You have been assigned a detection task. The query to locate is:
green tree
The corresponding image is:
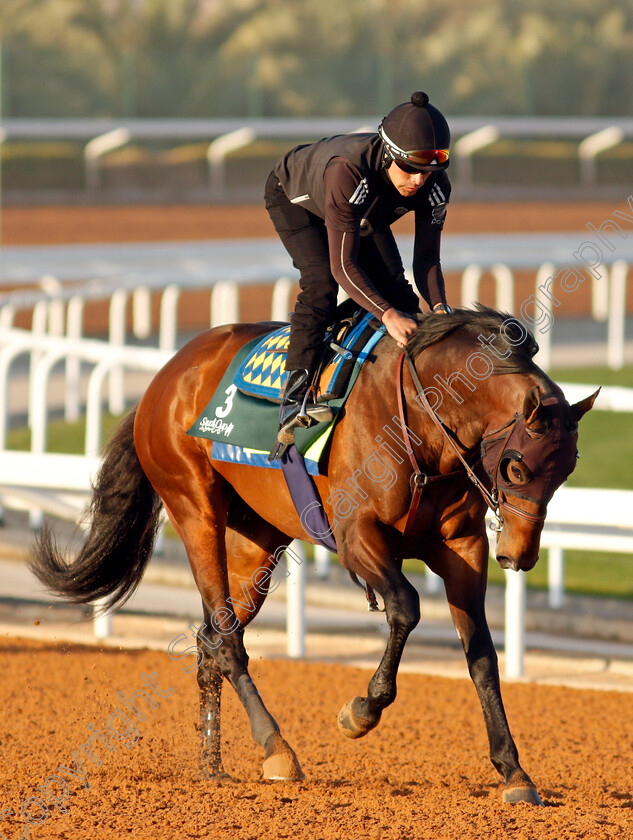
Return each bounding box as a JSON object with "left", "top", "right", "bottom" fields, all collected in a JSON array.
[
  {"left": 0, "top": 0, "right": 49, "bottom": 116},
  {"left": 4, "top": 0, "right": 633, "bottom": 118}
]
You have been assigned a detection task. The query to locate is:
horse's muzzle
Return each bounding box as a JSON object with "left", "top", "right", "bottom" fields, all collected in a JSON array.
[
  {"left": 496, "top": 555, "right": 515, "bottom": 571},
  {"left": 496, "top": 554, "right": 539, "bottom": 572}
]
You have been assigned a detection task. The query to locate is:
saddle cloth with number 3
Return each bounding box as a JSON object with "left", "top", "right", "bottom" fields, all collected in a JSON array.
[{"left": 188, "top": 316, "right": 386, "bottom": 472}]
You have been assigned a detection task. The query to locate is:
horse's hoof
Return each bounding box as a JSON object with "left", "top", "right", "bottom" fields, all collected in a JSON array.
[
  {"left": 502, "top": 785, "right": 544, "bottom": 805},
  {"left": 337, "top": 696, "right": 379, "bottom": 740},
  {"left": 262, "top": 733, "right": 305, "bottom": 781}
]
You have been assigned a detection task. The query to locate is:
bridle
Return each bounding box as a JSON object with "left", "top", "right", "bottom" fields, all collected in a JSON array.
[
  {"left": 396, "top": 350, "right": 550, "bottom": 539},
  {"left": 357, "top": 347, "right": 559, "bottom": 611}
]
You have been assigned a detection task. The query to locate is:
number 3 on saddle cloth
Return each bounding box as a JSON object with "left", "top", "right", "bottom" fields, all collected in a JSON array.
[{"left": 188, "top": 311, "right": 386, "bottom": 551}]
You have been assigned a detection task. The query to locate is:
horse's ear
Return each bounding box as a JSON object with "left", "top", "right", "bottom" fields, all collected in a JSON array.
[
  {"left": 522, "top": 385, "right": 543, "bottom": 428},
  {"left": 570, "top": 387, "right": 601, "bottom": 423}
]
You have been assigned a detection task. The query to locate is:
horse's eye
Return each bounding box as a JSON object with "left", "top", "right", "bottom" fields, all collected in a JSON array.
[
  {"left": 509, "top": 464, "right": 523, "bottom": 482},
  {"left": 500, "top": 457, "right": 532, "bottom": 485}
]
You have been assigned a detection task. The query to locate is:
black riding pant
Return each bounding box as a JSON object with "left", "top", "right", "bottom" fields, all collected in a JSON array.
[{"left": 264, "top": 171, "right": 419, "bottom": 373}]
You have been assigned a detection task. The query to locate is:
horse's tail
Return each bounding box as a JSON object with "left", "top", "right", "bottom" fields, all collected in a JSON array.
[{"left": 29, "top": 408, "right": 162, "bottom": 612}]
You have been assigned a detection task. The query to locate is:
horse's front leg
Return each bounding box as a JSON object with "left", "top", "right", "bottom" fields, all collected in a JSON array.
[
  {"left": 439, "top": 536, "right": 543, "bottom": 805},
  {"left": 337, "top": 523, "right": 420, "bottom": 739}
]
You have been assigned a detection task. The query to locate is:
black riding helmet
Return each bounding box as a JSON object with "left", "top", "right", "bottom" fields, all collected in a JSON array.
[{"left": 379, "top": 91, "right": 450, "bottom": 172}]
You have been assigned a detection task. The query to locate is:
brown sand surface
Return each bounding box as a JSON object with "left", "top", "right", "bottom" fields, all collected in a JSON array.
[
  {"left": 1, "top": 636, "right": 632, "bottom": 839},
  {"left": 1, "top": 201, "right": 624, "bottom": 244}
]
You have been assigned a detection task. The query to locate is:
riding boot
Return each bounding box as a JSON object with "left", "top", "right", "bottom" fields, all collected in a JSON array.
[{"left": 276, "top": 369, "right": 334, "bottom": 446}]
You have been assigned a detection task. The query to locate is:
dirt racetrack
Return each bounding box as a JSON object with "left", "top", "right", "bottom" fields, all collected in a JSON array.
[
  {"left": 1, "top": 637, "right": 633, "bottom": 840},
  {"left": 2, "top": 200, "right": 626, "bottom": 244}
]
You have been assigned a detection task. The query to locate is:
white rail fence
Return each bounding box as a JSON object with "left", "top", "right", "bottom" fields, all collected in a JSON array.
[
  {"left": 0, "top": 257, "right": 630, "bottom": 379},
  {"left": 0, "top": 327, "right": 170, "bottom": 456},
  {"left": 502, "top": 488, "right": 633, "bottom": 678},
  {"left": 4, "top": 116, "right": 633, "bottom": 195}
]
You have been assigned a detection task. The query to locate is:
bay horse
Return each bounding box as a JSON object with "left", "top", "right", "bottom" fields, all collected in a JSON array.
[{"left": 30, "top": 307, "right": 597, "bottom": 805}]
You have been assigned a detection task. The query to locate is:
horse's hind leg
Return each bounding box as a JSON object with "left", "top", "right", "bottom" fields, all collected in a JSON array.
[
  {"left": 164, "top": 479, "right": 303, "bottom": 781},
  {"left": 220, "top": 523, "right": 305, "bottom": 781},
  {"left": 196, "top": 607, "right": 226, "bottom": 779}
]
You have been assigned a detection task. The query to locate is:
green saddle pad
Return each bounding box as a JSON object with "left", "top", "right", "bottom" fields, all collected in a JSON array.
[{"left": 188, "top": 327, "right": 385, "bottom": 462}]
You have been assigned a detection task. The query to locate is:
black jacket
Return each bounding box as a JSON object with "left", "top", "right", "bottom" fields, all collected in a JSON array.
[{"left": 274, "top": 133, "right": 451, "bottom": 316}]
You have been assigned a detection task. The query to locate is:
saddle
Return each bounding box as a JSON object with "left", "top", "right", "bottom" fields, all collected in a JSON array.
[
  {"left": 235, "top": 301, "right": 382, "bottom": 404},
  {"left": 188, "top": 304, "right": 386, "bottom": 470}
]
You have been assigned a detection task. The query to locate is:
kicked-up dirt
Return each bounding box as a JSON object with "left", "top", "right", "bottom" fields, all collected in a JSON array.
[{"left": 0, "top": 637, "right": 632, "bottom": 840}]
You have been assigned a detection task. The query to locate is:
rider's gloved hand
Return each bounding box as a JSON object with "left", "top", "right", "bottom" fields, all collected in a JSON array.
[{"left": 381, "top": 308, "right": 418, "bottom": 347}]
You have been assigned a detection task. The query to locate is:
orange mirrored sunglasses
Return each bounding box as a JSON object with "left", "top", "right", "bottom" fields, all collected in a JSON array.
[{"left": 395, "top": 149, "right": 450, "bottom": 173}]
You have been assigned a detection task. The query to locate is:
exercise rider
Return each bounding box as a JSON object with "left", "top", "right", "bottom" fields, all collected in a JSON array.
[{"left": 264, "top": 90, "right": 452, "bottom": 447}]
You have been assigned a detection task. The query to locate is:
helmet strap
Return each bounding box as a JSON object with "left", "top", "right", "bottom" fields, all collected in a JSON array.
[{"left": 381, "top": 144, "right": 395, "bottom": 170}]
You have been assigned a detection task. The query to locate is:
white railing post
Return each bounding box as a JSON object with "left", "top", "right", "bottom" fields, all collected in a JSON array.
[
  {"left": 461, "top": 263, "right": 514, "bottom": 312},
  {"left": 132, "top": 285, "right": 152, "bottom": 339},
  {"left": 29, "top": 300, "right": 48, "bottom": 427},
  {"left": 48, "top": 300, "right": 65, "bottom": 337},
  {"left": 65, "top": 295, "right": 84, "bottom": 422},
  {"left": 93, "top": 596, "right": 113, "bottom": 639},
  {"left": 578, "top": 126, "right": 624, "bottom": 188},
  {"left": 210, "top": 281, "right": 239, "bottom": 327},
  {"left": 491, "top": 263, "right": 515, "bottom": 313},
  {"left": 548, "top": 546, "right": 565, "bottom": 609},
  {"left": 531, "top": 269, "right": 555, "bottom": 371},
  {"left": 0, "top": 316, "right": 13, "bottom": 558},
  {"left": 607, "top": 260, "right": 628, "bottom": 371},
  {"left": 271, "top": 277, "right": 295, "bottom": 322},
  {"left": 0, "top": 347, "right": 16, "bottom": 449},
  {"left": 30, "top": 348, "right": 69, "bottom": 531},
  {"left": 454, "top": 125, "right": 500, "bottom": 189},
  {"left": 86, "top": 356, "right": 122, "bottom": 456},
  {"left": 591, "top": 263, "right": 608, "bottom": 323},
  {"left": 207, "top": 127, "right": 256, "bottom": 199},
  {"left": 286, "top": 540, "right": 306, "bottom": 659},
  {"left": 159, "top": 284, "right": 180, "bottom": 351},
  {"left": 84, "top": 127, "right": 132, "bottom": 191},
  {"left": 461, "top": 264, "right": 483, "bottom": 307},
  {"left": 108, "top": 289, "right": 127, "bottom": 415},
  {"left": 313, "top": 544, "right": 331, "bottom": 580},
  {"left": 0, "top": 305, "right": 14, "bottom": 328},
  {"left": 531, "top": 263, "right": 556, "bottom": 370},
  {"left": 31, "top": 348, "right": 73, "bottom": 455},
  {"left": 504, "top": 569, "right": 526, "bottom": 679}
]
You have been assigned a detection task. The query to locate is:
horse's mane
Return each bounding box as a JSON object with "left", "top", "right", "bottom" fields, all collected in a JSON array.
[{"left": 408, "top": 305, "right": 540, "bottom": 375}]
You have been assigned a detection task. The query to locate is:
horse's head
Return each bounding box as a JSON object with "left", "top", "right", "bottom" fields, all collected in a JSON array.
[{"left": 481, "top": 385, "right": 599, "bottom": 571}]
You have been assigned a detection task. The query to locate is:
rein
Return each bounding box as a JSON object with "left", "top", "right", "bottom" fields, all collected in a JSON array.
[
  {"left": 396, "top": 350, "right": 548, "bottom": 537},
  {"left": 395, "top": 351, "right": 464, "bottom": 539}
]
